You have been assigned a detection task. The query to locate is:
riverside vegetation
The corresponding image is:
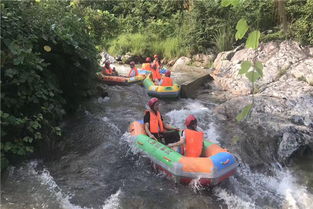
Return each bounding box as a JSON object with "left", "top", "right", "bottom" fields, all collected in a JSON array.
[{"left": 1, "top": 0, "right": 312, "bottom": 170}]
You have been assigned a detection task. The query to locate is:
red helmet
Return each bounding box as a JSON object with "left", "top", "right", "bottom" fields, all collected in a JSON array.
[
  {"left": 130, "top": 61, "right": 135, "bottom": 66},
  {"left": 146, "top": 57, "right": 151, "bottom": 62},
  {"left": 185, "top": 115, "right": 197, "bottom": 127},
  {"left": 165, "top": 70, "right": 171, "bottom": 76},
  {"left": 148, "top": 97, "right": 159, "bottom": 108},
  {"left": 154, "top": 54, "right": 159, "bottom": 58},
  {"left": 151, "top": 64, "right": 157, "bottom": 69}
]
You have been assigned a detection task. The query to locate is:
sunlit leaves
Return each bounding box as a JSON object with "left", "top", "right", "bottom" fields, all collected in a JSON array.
[
  {"left": 236, "top": 103, "right": 253, "bottom": 121},
  {"left": 245, "top": 71, "right": 261, "bottom": 82},
  {"left": 221, "top": 0, "right": 240, "bottom": 7},
  {"left": 246, "top": 30, "right": 261, "bottom": 49},
  {"left": 255, "top": 61, "right": 263, "bottom": 76},
  {"left": 235, "top": 19, "right": 249, "bottom": 40},
  {"left": 239, "top": 61, "right": 252, "bottom": 74},
  {"left": 43, "top": 45, "right": 52, "bottom": 52}
]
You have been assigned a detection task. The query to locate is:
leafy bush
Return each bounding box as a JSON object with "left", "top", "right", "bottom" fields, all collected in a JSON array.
[{"left": 1, "top": 1, "right": 98, "bottom": 170}]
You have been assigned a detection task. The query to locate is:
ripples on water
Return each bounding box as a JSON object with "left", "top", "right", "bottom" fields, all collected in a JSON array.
[{"left": 1, "top": 84, "right": 312, "bottom": 209}]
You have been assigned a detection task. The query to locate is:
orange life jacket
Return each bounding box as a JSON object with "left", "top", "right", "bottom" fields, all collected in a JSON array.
[
  {"left": 151, "top": 69, "right": 161, "bottom": 80},
  {"left": 153, "top": 60, "right": 161, "bottom": 69},
  {"left": 161, "top": 77, "right": 173, "bottom": 86},
  {"left": 184, "top": 129, "right": 204, "bottom": 157},
  {"left": 128, "top": 67, "right": 139, "bottom": 77},
  {"left": 103, "top": 66, "right": 113, "bottom": 75},
  {"left": 145, "top": 110, "right": 164, "bottom": 134},
  {"left": 142, "top": 63, "right": 151, "bottom": 71}
]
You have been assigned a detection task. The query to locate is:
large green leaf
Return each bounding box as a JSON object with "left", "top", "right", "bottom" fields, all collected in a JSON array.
[
  {"left": 239, "top": 61, "right": 252, "bottom": 74},
  {"left": 245, "top": 71, "right": 261, "bottom": 82},
  {"left": 235, "top": 19, "right": 249, "bottom": 40},
  {"left": 255, "top": 61, "right": 263, "bottom": 76},
  {"left": 246, "top": 30, "right": 261, "bottom": 49},
  {"left": 236, "top": 103, "right": 253, "bottom": 121}
]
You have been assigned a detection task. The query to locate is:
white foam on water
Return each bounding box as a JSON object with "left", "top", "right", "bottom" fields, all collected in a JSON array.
[
  {"left": 267, "top": 168, "right": 313, "bottom": 209},
  {"left": 97, "top": 97, "right": 110, "bottom": 103},
  {"left": 26, "top": 161, "right": 88, "bottom": 209},
  {"left": 213, "top": 162, "right": 313, "bottom": 209},
  {"left": 214, "top": 187, "right": 256, "bottom": 209},
  {"left": 101, "top": 117, "right": 121, "bottom": 135},
  {"left": 102, "top": 189, "right": 122, "bottom": 209}
]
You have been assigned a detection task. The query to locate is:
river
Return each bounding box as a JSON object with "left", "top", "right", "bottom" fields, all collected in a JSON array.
[{"left": 1, "top": 67, "right": 312, "bottom": 209}]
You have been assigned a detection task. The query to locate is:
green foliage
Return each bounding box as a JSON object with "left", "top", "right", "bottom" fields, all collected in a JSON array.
[
  {"left": 246, "top": 30, "right": 261, "bottom": 49},
  {"left": 236, "top": 104, "right": 253, "bottom": 122},
  {"left": 212, "top": 26, "right": 235, "bottom": 52},
  {"left": 239, "top": 61, "right": 252, "bottom": 74},
  {"left": 286, "top": 0, "right": 313, "bottom": 45},
  {"left": 108, "top": 33, "right": 186, "bottom": 59},
  {"left": 235, "top": 19, "right": 249, "bottom": 40},
  {"left": 1, "top": 1, "right": 98, "bottom": 170}
]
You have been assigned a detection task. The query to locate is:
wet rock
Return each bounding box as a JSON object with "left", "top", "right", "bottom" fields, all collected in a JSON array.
[
  {"left": 96, "top": 85, "right": 108, "bottom": 98},
  {"left": 212, "top": 41, "right": 313, "bottom": 163},
  {"left": 99, "top": 51, "right": 115, "bottom": 66}
]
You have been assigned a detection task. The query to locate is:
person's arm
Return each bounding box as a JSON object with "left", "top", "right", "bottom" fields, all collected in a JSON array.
[
  {"left": 144, "top": 123, "right": 157, "bottom": 140},
  {"left": 168, "top": 136, "right": 185, "bottom": 148},
  {"left": 164, "top": 123, "right": 179, "bottom": 131}
]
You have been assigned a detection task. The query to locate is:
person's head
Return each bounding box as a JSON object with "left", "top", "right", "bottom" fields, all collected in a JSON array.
[
  {"left": 185, "top": 114, "right": 197, "bottom": 130},
  {"left": 165, "top": 71, "right": 171, "bottom": 77},
  {"left": 154, "top": 54, "right": 159, "bottom": 60},
  {"left": 105, "top": 61, "right": 110, "bottom": 67},
  {"left": 151, "top": 64, "right": 157, "bottom": 70},
  {"left": 130, "top": 61, "right": 135, "bottom": 67},
  {"left": 146, "top": 57, "right": 151, "bottom": 62},
  {"left": 148, "top": 97, "right": 159, "bottom": 111}
]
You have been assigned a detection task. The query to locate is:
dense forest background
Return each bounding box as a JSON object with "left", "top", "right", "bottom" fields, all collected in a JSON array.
[{"left": 1, "top": 0, "right": 312, "bottom": 170}]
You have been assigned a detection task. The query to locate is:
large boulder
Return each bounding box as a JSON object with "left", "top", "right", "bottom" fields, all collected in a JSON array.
[{"left": 212, "top": 41, "right": 313, "bottom": 162}]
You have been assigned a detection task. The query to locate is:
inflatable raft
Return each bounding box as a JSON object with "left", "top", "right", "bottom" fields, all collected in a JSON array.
[
  {"left": 129, "top": 120, "right": 238, "bottom": 186},
  {"left": 96, "top": 72, "right": 145, "bottom": 85},
  {"left": 143, "top": 75, "right": 180, "bottom": 98}
]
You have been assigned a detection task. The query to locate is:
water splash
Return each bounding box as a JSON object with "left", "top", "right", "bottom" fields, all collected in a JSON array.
[
  {"left": 101, "top": 117, "right": 121, "bottom": 135},
  {"left": 102, "top": 189, "right": 122, "bottom": 209}
]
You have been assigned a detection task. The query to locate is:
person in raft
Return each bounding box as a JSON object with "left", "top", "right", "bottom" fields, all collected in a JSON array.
[
  {"left": 159, "top": 70, "right": 173, "bottom": 86},
  {"left": 167, "top": 115, "right": 204, "bottom": 157},
  {"left": 151, "top": 64, "right": 162, "bottom": 84},
  {"left": 144, "top": 97, "right": 180, "bottom": 145},
  {"left": 102, "top": 61, "right": 118, "bottom": 76},
  {"left": 152, "top": 54, "right": 162, "bottom": 69},
  {"left": 128, "top": 61, "right": 139, "bottom": 77},
  {"left": 142, "top": 57, "right": 152, "bottom": 71}
]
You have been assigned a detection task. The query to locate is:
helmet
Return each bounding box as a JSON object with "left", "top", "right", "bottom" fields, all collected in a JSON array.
[
  {"left": 105, "top": 61, "right": 110, "bottom": 66},
  {"left": 185, "top": 115, "right": 197, "bottom": 127},
  {"left": 146, "top": 57, "right": 151, "bottom": 62},
  {"left": 151, "top": 64, "right": 157, "bottom": 69},
  {"left": 130, "top": 61, "right": 135, "bottom": 66},
  {"left": 148, "top": 97, "right": 159, "bottom": 108},
  {"left": 165, "top": 70, "right": 171, "bottom": 76},
  {"left": 154, "top": 54, "right": 159, "bottom": 58}
]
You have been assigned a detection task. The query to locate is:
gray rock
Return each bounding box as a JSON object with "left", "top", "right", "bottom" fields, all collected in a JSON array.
[{"left": 212, "top": 41, "right": 313, "bottom": 163}]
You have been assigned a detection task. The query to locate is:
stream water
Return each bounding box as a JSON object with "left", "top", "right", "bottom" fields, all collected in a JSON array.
[{"left": 1, "top": 67, "right": 312, "bottom": 209}]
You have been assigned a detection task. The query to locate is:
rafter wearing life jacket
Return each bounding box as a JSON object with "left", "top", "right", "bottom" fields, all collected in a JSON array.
[
  {"left": 183, "top": 129, "right": 204, "bottom": 157},
  {"left": 145, "top": 110, "right": 164, "bottom": 134},
  {"left": 151, "top": 64, "right": 162, "bottom": 81},
  {"left": 160, "top": 71, "right": 173, "bottom": 86}
]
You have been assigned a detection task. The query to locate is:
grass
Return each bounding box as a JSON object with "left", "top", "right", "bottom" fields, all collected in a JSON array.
[
  {"left": 212, "top": 26, "right": 234, "bottom": 52},
  {"left": 108, "top": 33, "right": 187, "bottom": 59}
]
